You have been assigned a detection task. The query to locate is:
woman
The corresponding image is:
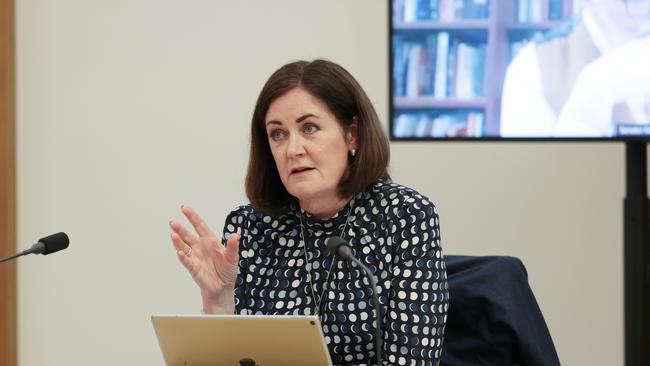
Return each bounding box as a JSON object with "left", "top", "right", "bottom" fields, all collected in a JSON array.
[{"left": 169, "top": 59, "right": 448, "bottom": 365}]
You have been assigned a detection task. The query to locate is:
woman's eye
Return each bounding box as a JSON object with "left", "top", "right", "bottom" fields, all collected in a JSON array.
[
  {"left": 303, "top": 124, "right": 319, "bottom": 134},
  {"left": 269, "top": 129, "right": 285, "bottom": 141}
]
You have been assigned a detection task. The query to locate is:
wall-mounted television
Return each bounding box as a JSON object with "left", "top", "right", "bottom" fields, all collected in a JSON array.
[{"left": 389, "top": 0, "right": 650, "bottom": 140}]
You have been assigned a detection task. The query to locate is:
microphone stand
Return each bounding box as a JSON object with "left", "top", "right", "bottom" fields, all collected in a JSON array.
[
  {"left": 0, "top": 251, "right": 24, "bottom": 264},
  {"left": 327, "top": 236, "right": 383, "bottom": 365},
  {"left": 0, "top": 242, "right": 47, "bottom": 264}
]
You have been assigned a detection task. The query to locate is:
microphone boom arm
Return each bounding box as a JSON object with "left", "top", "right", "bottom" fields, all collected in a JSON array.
[
  {"left": 348, "top": 255, "right": 383, "bottom": 366},
  {"left": 327, "top": 237, "right": 383, "bottom": 366}
]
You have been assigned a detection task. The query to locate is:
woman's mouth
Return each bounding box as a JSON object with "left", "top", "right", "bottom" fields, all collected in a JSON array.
[{"left": 291, "top": 167, "right": 314, "bottom": 175}]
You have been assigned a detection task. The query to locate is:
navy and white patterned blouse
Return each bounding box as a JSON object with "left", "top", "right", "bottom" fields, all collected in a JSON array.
[{"left": 223, "top": 180, "right": 448, "bottom": 365}]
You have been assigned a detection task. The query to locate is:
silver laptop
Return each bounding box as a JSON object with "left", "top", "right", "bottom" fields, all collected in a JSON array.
[{"left": 151, "top": 314, "right": 333, "bottom": 366}]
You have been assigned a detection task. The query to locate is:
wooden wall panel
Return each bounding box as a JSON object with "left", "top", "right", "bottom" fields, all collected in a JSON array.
[{"left": 0, "top": 0, "right": 17, "bottom": 364}]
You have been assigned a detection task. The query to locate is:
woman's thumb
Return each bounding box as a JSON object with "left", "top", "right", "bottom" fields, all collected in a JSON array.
[{"left": 225, "top": 233, "right": 240, "bottom": 264}]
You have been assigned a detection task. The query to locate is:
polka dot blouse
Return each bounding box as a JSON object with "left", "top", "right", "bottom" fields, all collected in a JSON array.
[{"left": 223, "top": 180, "right": 448, "bottom": 365}]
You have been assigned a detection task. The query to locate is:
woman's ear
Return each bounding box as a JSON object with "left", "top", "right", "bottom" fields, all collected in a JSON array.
[{"left": 347, "top": 116, "right": 359, "bottom": 150}]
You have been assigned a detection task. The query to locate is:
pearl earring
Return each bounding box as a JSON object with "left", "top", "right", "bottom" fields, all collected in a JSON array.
[{"left": 350, "top": 149, "right": 357, "bottom": 157}]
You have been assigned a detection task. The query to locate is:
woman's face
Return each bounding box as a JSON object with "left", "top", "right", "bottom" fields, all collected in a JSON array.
[{"left": 264, "top": 87, "right": 357, "bottom": 206}]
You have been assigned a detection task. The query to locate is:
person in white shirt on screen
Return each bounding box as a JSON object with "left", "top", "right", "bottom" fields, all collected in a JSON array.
[{"left": 500, "top": 0, "right": 650, "bottom": 137}]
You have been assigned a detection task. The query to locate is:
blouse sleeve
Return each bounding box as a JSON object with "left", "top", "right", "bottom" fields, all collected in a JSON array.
[
  {"left": 221, "top": 206, "right": 251, "bottom": 315},
  {"left": 385, "top": 195, "right": 448, "bottom": 365}
]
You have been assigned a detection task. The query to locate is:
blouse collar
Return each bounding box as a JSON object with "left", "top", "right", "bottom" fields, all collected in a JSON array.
[{"left": 292, "top": 193, "right": 361, "bottom": 232}]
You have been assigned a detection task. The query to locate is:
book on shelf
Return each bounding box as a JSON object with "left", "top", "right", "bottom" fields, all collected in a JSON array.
[
  {"left": 393, "top": 35, "right": 437, "bottom": 97},
  {"left": 516, "top": 0, "right": 574, "bottom": 23},
  {"left": 392, "top": 36, "right": 407, "bottom": 97},
  {"left": 393, "top": 32, "right": 486, "bottom": 99},
  {"left": 440, "top": 0, "right": 489, "bottom": 21},
  {"left": 393, "top": 111, "right": 485, "bottom": 138},
  {"left": 518, "top": 0, "right": 543, "bottom": 22},
  {"left": 548, "top": 0, "right": 563, "bottom": 20},
  {"left": 434, "top": 32, "right": 450, "bottom": 98},
  {"left": 394, "top": 0, "right": 489, "bottom": 23}
]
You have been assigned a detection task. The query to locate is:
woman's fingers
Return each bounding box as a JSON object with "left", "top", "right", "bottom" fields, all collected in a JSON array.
[
  {"left": 181, "top": 205, "right": 216, "bottom": 238},
  {"left": 170, "top": 232, "right": 191, "bottom": 253},
  {"left": 169, "top": 219, "right": 198, "bottom": 245},
  {"left": 170, "top": 206, "right": 240, "bottom": 291},
  {"left": 173, "top": 236, "right": 195, "bottom": 272}
]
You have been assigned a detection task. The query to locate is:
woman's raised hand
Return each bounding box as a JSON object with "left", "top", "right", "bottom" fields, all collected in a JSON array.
[{"left": 169, "top": 205, "right": 240, "bottom": 314}]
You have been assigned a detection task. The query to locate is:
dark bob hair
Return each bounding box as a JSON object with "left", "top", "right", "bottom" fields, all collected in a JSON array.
[{"left": 245, "top": 59, "right": 390, "bottom": 217}]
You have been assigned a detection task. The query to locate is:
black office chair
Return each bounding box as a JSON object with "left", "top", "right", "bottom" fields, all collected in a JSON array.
[{"left": 441, "top": 256, "right": 561, "bottom": 366}]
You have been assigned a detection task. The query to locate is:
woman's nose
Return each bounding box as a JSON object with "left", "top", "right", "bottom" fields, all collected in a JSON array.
[{"left": 286, "top": 133, "right": 306, "bottom": 157}]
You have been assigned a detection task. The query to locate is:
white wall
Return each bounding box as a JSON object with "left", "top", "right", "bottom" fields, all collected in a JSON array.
[{"left": 16, "top": 1, "right": 625, "bottom": 365}]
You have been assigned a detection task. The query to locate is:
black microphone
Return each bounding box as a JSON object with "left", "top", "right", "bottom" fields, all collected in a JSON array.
[
  {"left": 326, "top": 236, "right": 383, "bottom": 366},
  {"left": 0, "top": 232, "right": 69, "bottom": 264}
]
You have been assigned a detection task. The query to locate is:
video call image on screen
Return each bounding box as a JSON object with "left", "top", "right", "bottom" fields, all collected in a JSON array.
[{"left": 390, "top": 0, "right": 650, "bottom": 139}]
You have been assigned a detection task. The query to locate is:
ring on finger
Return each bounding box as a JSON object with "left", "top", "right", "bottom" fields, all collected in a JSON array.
[{"left": 185, "top": 247, "right": 193, "bottom": 257}]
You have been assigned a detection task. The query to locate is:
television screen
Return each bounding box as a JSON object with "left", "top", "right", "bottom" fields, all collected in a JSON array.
[{"left": 389, "top": 0, "right": 650, "bottom": 140}]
